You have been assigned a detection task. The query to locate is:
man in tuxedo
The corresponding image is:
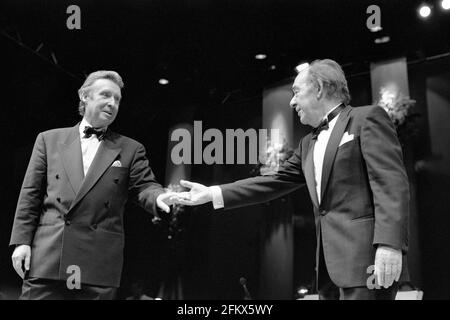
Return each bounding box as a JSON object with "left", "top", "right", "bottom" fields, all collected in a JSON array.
[
  {"left": 175, "top": 59, "right": 410, "bottom": 300},
  {"left": 10, "top": 70, "right": 176, "bottom": 299}
]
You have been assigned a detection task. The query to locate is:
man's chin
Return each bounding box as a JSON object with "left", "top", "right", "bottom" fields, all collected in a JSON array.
[
  {"left": 92, "top": 120, "right": 112, "bottom": 128},
  {"left": 299, "top": 117, "right": 308, "bottom": 126},
  {"left": 100, "top": 115, "right": 115, "bottom": 125}
]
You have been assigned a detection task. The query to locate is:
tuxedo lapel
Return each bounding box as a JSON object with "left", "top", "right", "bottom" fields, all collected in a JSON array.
[
  {"left": 60, "top": 124, "right": 84, "bottom": 196},
  {"left": 304, "top": 137, "right": 319, "bottom": 208},
  {"left": 320, "top": 106, "right": 351, "bottom": 201},
  {"left": 69, "top": 133, "right": 121, "bottom": 212}
]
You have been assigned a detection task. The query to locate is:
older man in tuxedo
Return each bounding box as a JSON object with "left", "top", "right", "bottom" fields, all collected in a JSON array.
[
  {"left": 10, "top": 70, "right": 175, "bottom": 299},
  {"left": 175, "top": 59, "right": 410, "bottom": 300}
]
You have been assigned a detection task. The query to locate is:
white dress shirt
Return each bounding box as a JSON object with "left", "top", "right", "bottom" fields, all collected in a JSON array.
[
  {"left": 312, "top": 104, "right": 342, "bottom": 204},
  {"left": 210, "top": 103, "right": 343, "bottom": 209},
  {"left": 79, "top": 118, "right": 104, "bottom": 177}
]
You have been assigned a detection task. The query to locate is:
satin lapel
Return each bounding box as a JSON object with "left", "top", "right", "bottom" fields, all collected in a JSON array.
[
  {"left": 303, "top": 136, "right": 319, "bottom": 208},
  {"left": 320, "top": 106, "right": 351, "bottom": 201},
  {"left": 60, "top": 124, "right": 84, "bottom": 196},
  {"left": 69, "top": 135, "right": 121, "bottom": 212}
]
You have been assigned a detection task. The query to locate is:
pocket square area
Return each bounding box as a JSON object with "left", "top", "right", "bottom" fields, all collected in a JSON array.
[
  {"left": 339, "top": 132, "right": 354, "bottom": 147},
  {"left": 111, "top": 160, "right": 122, "bottom": 167}
]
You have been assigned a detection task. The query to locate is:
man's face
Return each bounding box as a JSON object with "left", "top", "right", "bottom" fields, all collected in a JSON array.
[
  {"left": 289, "top": 71, "right": 324, "bottom": 127},
  {"left": 82, "top": 78, "right": 122, "bottom": 128}
]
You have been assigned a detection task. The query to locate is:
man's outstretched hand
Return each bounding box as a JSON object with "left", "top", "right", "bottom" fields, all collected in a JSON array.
[
  {"left": 156, "top": 192, "right": 181, "bottom": 213},
  {"left": 170, "top": 180, "right": 213, "bottom": 206}
]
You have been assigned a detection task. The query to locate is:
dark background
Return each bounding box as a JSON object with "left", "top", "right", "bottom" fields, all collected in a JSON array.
[{"left": 0, "top": 0, "right": 449, "bottom": 299}]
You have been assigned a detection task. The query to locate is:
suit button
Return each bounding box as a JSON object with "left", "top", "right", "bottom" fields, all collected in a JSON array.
[
  {"left": 320, "top": 209, "right": 326, "bottom": 216},
  {"left": 57, "top": 197, "right": 61, "bottom": 203},
  {"left": 92, "top": 224, "right": 97, "bottom": 229},
  {"left": 104, "top": 201, "right": 110, "bottom": 208},
  {"left": 56, "top": 174, "right": 59, "bottom": 180},
  {"left": 114, "top": 178, "right": 119, "bottom": 184},
  {"left": 65, "top": 220, "right": 71, "bottom": 226}
]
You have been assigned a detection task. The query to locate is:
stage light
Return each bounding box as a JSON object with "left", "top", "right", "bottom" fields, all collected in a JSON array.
[
  {"left": 295, "top": 62, "right": 309, "bottom": 73},
  {"left": 442, "top": 0, "right": 450, "bottom": 10},
  {"left": 418, "top": 4, "right": 432, "bottom": 18},
  {"left": 369, "top": 26, "right": 383, "bottom": 32},
  {"left": 158, "top": 78, "right": 169, "bottom": 85},
  {"left": 269, "top": 65, "right": 276, "bottom": 70},
  {"left": 299, "top": 288, "right": 308, "bottom": 295},
  {"left": 294, "top": 286, "right": 309, "bottom": 299},
  {"left": 374, "top": 36, "right": 390, "bottom": 44},
  {"left": 255, "top": 53, "right": 267, "bottom": 60}
]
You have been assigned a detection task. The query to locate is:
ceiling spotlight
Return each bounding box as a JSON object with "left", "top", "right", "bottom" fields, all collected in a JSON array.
[
  {"left": 295, "top": 62, "right": 309, "bottom": 73},
  {"left": 442, "top": 0, "right": 450, "bottom": 10},
  {"left": 369, "top": 26, "right": 383, "bottom": 32},
  {"left": 158, "top": 78, "right": 169, "bottom": 85},
  {"left": 374, "top": 36, "right": 390, "bottom": 44},
  {"left": 255, "top": 54, "right": 267, "bottom": 60},
  {"left": 418, "top": 4, "right": 432, "bottom": 18}
]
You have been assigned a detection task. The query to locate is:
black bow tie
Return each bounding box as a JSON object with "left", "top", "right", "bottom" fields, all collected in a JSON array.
[
  {"left": 311, "top": 119, "right": 329, "bottom": 140},
  {"left": 83, "top": 126, "right": 106, "bottom": 140},
  {"left": 311, "top": 103, "right": 345, "bottom": 140}
]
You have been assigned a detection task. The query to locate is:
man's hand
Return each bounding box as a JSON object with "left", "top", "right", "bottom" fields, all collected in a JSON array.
[
  {"left": 170, "top": 180, "right": 213, "bottom": 206},
  {"left": 374, "top": 245, "right": 402, "bottom": 289},
  {"left": 11, "top": 245, "right": 31, "bottom": 279},
  {"left": 156, "top": 192, "right": 180, "bottom": 213}
]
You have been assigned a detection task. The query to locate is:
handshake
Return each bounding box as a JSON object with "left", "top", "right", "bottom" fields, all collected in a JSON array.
[{"left": 155, "top": 180, "right": 215, "bottom": 213}]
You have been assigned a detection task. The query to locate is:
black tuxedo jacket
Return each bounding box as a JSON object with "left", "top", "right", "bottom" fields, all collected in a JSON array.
[
  {"left": 10, "top": 124, "right": 164, "bottom": 287},
  {"left": 220, "top": 105, "right": 410, "bottom": 288}
]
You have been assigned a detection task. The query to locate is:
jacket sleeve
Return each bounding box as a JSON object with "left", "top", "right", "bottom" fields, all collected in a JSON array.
[
  {"left": 360, "top": 106, "right": 410, "bottom": 252},
  {"left": 10, "top": 133, "right": 47, "bottom": 246},
  {"left": 129, "top": 143, "right": 165, "bottom": 215},
  {"left": 220, "top": 140, "right": 306, "bottom": 210}
]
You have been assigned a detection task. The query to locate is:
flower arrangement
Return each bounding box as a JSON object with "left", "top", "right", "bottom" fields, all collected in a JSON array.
[
  {"left": 252, "top": 136, "right": 293, "bottom": 176},
  {"left": 152, "top": 183, "right": 187, "bottom": 240},
  {"left": 376, "top": 86, "right": 419, "bottom": 143},
  {"left": 153, "top": 183, "right": 188, "bottom": 300}
]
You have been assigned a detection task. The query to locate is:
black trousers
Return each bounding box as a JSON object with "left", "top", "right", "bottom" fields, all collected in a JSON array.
[
  {"left": 317, "top": 244, "right": 398, "bottom": 300},
  {"left": 20, "top": 276, "right": 117, "bottom": 300}
]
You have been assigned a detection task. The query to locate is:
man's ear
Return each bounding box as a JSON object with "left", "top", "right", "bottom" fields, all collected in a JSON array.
[
  {"left": 316, "top": 79, "right": 324, "bottom": 100},
  {"left": 79, "top": 91, "right": 88, "bottom": 102}
]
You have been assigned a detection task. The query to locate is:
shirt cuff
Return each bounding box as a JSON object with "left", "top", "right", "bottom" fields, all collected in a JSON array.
[{"left": 210, "top": 185, "right": 224, "bottom": 209}]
